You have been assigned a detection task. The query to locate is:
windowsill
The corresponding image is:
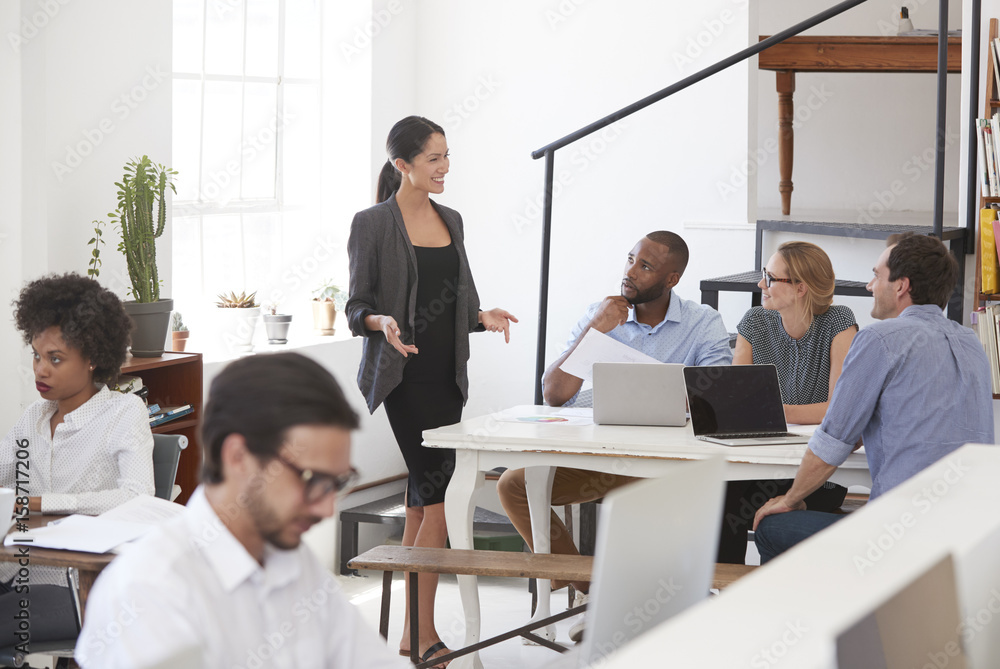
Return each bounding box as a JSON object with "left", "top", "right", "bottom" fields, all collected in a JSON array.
[{"left": 199, "top": 314, "right": 358, "bottom": 365}]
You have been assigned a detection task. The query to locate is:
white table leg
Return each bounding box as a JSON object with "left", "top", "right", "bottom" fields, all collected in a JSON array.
[
  {"left": 445, "top": 449, "right": 485, "bottom": 669},
  {"left": 525, "top": 466, "right": 558, "bottom": 640}
]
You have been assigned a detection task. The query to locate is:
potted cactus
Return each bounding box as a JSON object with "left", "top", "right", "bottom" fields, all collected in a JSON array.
[
  {"left": 214, "top": 291, "right": 260, "bottom": 354},
  {"left": 311, "top": 279, "right": 342, "bottom": 336},
  {"left": 262, "top": 303, "right": 292, "bottom": 345},
  {"left": 109, "top": 155, "right": 178, "bottom": 357},
  {"left": 170, "top": 312, "right": 190, "bottom": 352}
]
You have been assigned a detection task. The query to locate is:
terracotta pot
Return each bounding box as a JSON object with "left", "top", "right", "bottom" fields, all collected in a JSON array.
[
  {"left": 312, "top": 301, "right": 337, "bottom": 335},
  {"left": 171, "top": 330, "right": 190, "bottom": 352}
]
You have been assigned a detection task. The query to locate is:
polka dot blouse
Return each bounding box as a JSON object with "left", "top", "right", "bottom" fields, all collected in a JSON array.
[{"left": 737, "top": 305, "right": 858, "bottom": 405}]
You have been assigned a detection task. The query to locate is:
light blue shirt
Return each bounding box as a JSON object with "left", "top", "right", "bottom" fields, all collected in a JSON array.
[
  {"left": 809, "top": 304, "right": 994, "bottom": 499},
  {"left": 558, "top": 290, "right": 733, "bottom": 407}
]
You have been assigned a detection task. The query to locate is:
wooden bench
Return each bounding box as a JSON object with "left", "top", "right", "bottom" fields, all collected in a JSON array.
[{"left": 348, "top": 545, "right": 758, "bottom": 667}]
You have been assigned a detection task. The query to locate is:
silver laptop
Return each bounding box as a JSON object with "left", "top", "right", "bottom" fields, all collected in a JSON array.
[
  {"left": 592, "top": 362, "right": 687, "bottom": 426},
  {"left": 549, "top": 457, "right": 725, "bottom": 668},
  {"left": 683, "top": 365, "right": 810, "bottom": 446}
]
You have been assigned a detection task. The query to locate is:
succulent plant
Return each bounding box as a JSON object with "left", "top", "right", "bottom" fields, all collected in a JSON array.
[
  {"left": 215, "top": 291, "right": 259, "bottom": 309},
  {"left": 171, "top": 312, "right": 188, "bottom": 332},
  {"left": 312, "top": 280, "right": 342, "bottom": 302}
]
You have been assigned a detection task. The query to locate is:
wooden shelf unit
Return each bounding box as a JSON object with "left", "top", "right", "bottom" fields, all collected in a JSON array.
[
  {"left": 121, "top": 352, "right": 203, "bottom": 504},
  {"left": 975, "top": 19, "right": 1000, "bottom": 399}
]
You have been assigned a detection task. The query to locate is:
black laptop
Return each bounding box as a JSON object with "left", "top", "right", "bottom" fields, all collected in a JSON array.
[{"left": 683, "top": 365, "right": 810, "bottom": 446}]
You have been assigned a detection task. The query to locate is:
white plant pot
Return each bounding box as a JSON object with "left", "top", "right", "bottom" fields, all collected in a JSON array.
[{"left": 214, "top": 307, "right": 260, "bottom": 354}]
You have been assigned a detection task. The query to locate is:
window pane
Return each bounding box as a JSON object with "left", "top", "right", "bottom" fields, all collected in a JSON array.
[
  {"left": 242, "top": 213, "right": 284, "bottom": 303},
  {"left": 245, "top": 0, "right": 279, "bottom": 78},
  {"left": 282, "top": 83, "right": 320, "bottom": 206},
  {"left": 201, "top": 81, "right": 243, "bottom": 204},
  {"left": 173, "top": 0, "right": 204, "bottom": 74},
  {"left": 204, "top": 0, "right": 244, "bottom": 76},
  {"left": 172, "top": 215, "right": 204, "bottom": 309},
  {"left": 201, "top": 213, "right": 244, "bottom": 296},
  {"left": 284, "top": 0, "right": 320, "bottom": 79},
  {"left": 242, "top": 83, "right": 278, "bottom": 200},
  {"left": 280, "top": 210, "right": 326, "bottom": 303},
  {"left": 172, "top": 79, "right": 202, "bottom": 202}
]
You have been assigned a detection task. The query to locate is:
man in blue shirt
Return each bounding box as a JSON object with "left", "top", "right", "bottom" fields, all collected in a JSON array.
[
  {"left": 497, "top": 231, "right": 732, "bottom": 640},
  {"left": 753, "top": 233, "right": 994, "bottom": 563}
]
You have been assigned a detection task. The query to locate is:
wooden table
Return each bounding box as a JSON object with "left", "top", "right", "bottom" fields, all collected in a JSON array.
[
  {"left": 0, "top": 514, "right": 115, "bottom": 618},
  {"left": 757, "top": 35, "right": 962, "bottom": 215},
  {"left": 424, "top": 406, "right": 871, "bottom": 669}
]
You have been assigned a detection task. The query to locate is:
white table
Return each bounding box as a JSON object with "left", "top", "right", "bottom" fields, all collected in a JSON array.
[{"left": 424, "top": 406, "right": 871, "bottom": 669}]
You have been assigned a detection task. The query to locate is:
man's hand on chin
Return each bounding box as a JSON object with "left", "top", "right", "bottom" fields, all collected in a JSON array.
[{"left": 753, "top": 494, "right": 806, "bottom": 531}]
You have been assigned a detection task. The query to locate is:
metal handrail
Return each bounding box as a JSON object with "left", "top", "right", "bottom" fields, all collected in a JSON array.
[{"left": 529, "top": 0, "right": 958, "bottom": 405}]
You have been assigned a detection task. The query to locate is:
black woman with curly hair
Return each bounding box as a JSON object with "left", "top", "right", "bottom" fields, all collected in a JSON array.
[{"left": 0, "top": 273, "right": 154, "bottom": 645}]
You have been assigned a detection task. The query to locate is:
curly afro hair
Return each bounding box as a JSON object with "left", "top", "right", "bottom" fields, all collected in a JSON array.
[{"left": 14, "top": 273, "right": 133, "bottom": 386}]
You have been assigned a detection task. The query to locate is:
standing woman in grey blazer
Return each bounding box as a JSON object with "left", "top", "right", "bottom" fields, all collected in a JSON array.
[{"left": 347, "top": 116, "right": 516, "bottom": 666}]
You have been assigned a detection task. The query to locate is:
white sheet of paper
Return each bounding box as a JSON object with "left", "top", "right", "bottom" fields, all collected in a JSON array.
[
  {"left": 559, "top": 329, "right": 661, "bottom": 382},
  {"left": 100, "top": 494, "right": 185, "bottom": 524},
  {"left": 4, "top": 514, "right": 150, "bottom": 553}
]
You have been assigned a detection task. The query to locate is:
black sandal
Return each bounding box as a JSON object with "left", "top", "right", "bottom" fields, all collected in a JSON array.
[{"left": 420, "top": 641, "right": 450, "bottom": 665}]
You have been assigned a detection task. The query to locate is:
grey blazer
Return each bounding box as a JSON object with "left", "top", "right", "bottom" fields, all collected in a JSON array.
[{"left": 346, "top": 193, "right": 482, "bottom": 413}]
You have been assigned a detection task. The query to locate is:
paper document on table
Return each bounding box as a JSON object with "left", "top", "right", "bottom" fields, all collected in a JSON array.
[
  {"left": 495, "top": 406, "right": 593, "bottom": 425},
  {"left": 4, "top": 514, "right": 149, "bottom": 553},
  {"left": 100, "top": 493, "right": 185, "bottom": 524},
  {"left": 559, "top": 329, "right": 660, "bottom": 382}
]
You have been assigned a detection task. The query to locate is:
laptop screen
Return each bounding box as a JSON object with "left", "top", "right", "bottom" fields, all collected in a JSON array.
[{"left": 684, "top": 365, "right": 787, "bottom": 435}]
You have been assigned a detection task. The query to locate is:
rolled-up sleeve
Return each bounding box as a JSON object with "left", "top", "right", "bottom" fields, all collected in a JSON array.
[{"left": 807, "top": 328, "right": 888, "bottom": 467}]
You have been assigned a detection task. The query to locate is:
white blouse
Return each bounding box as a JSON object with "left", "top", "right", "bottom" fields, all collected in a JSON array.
[{"left": 0, "top": 385, "right": 155, "bottom": 514}]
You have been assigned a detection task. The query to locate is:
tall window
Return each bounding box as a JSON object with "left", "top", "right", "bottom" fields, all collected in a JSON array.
[{"left": 172, "top": 0, "right": 322, "bottom": 320}]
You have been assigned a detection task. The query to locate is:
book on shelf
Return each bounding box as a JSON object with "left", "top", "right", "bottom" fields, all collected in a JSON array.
[
  {"left": 979, "top": 119, "right": 990, "bottom": 197},
  {"left": 149, "top": 405, "right": 194, "bottom": 428},
  {"left": 973, "top": 307, "right": 1000, "bottom": 394},
  {"left": 982, "top": 209, "right": 1000, "bottom": 294},
  {"left": 982, "top": 121, "right": 999, "bottom": 197}
]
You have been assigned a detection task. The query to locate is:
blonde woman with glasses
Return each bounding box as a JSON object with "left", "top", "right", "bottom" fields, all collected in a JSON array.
[{"left": 718, "top": 241, "right": 858, "bottom": 564}]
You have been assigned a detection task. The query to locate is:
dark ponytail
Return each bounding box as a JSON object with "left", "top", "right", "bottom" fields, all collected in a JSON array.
[
  {"left": 376, "top": 161, "right": 401, "bottom": 204},
  {"left": 375, "top": 115, "right": 446, "bottom": 204}
]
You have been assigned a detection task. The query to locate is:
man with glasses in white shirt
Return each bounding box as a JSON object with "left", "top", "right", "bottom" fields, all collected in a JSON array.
[{"left": 76, "top": 352, "right": 408, "bottom": 669}]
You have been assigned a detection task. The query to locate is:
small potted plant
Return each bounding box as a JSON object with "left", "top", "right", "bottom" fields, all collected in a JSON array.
[
  {"left": 262, "top": 303, "right": 292, "bottom": 345},
  {"left": 170, "top": 312, "right": 190, "bottom": 352},
  {"left": 215, "top": 290, "right": 260, "bottom": 354},
  {"left": 312, "top": 280, "right": 342, "bottom": 336}
]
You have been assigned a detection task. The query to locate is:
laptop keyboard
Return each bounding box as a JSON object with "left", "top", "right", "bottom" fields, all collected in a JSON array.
[{"left": 710, "top": 432, "right": 797, "bottom": 439}]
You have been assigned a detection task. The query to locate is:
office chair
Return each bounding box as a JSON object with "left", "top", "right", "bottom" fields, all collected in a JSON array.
[
  {"left": 0, "top": 434, "right": 188, "bottom": 667},
  {"left": 152, "top": 434, "right": 188, "bottom": 501}
]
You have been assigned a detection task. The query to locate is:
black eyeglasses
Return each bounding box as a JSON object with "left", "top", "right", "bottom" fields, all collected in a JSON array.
[
  {"left": 275, "top": 453, "right": 359, "bottom": 503},
  {"left": 762, "top": 269, "right": 795, "bottom": 288}
]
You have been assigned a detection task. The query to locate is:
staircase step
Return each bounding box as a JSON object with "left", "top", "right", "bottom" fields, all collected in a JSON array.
[
  {"left": 700, "top": 271, "right": 869, "bottom": 309},
  {"left": 757, "top": 219, "right": 966, "bottom": 241}
]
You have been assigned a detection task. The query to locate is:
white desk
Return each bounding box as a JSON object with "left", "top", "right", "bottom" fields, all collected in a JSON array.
[
  {"left": 424, "top": 405, "right": 871, "bottom": 669},
  {"left": 592, "top": 443, "right": 1000, "bottom": 668}
]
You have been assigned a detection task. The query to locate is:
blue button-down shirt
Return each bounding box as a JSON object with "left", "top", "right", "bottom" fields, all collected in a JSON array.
[
  {"left": 558, "top": 290, "right": 733, "bottom": 407},
  {"left": 809, "top": 304, "right": 994, "bottom": 499}
]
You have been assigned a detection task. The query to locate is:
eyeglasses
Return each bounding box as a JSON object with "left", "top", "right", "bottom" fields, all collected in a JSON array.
[
  {"left": 762, "top": 269, "right": 795, "bottom": 288},
  {"left": 275, "top": 453, "right": 359, "bottom": 503}
]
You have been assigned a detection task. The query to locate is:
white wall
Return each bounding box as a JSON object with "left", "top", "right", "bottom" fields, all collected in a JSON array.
[
  {"left": 2, "top": 0, "right": 172, "bottom": 420},
  {"left": 406, "top": 0, "right": 757, "bottom": 418}
]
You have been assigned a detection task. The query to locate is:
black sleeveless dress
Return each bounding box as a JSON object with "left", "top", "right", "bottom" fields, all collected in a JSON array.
[{"left": 382, "top": 243, "right": 464, "bottom": 507}]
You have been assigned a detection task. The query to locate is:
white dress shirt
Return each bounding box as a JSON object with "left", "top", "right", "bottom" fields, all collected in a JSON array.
[
  {"left": 76, "top": 486, "right": 410, "bottom": 669},
  {"left": 0, "top": 385, "right": 155, "bottom": 514}
]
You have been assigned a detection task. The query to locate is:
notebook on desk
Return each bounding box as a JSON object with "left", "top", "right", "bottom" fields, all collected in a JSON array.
[
  {"left": 683, "top": 365, "right": 811, "bottom": 446},
  {"left": 546, "top": 457, "right": 726, "bottom": 668},
  {"left": 592, "top": 362, "right": 686, "bottom": 426}
]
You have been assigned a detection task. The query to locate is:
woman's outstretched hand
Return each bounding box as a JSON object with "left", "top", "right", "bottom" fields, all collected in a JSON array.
[
  {"left": 374, "top": 315, "right": 419, "bottom": 357},
  {"left": 479, "top": 308, "right": 519, "bottom": 343}
]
